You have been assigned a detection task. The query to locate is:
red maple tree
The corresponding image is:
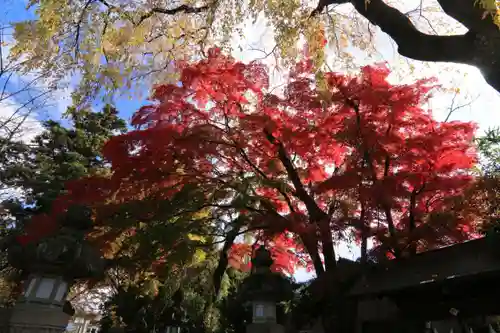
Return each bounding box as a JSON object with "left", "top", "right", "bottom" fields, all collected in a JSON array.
[{"left": 18, "top": 48, "right": 478, "bottom": 281}]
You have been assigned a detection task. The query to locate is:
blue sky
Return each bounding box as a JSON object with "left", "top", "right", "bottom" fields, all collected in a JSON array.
[{"left": 1, "top": 0, "right": 149, "bottom": 126}]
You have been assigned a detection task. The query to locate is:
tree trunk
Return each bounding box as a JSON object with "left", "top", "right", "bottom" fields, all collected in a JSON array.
[
  {"left": 407, "top": 190, "right": 418, "bottom": 257},
  {"left": 359, "top": 205, "right": 368, "bottom": 265},
  {"left": 315, "top": 0, "right": 500, "bottom": 93},
  {"left": 318, "top": 218, "right": 337, "bottom": 272},
  {"left": 212, "top": 226, "right": 240, "bottom": 299},
  {"left": 202, "top": 224, "right": 240, "bottom": 332},
  {"left": 301, "top": 234, "right": 325, "bottom": 275}
]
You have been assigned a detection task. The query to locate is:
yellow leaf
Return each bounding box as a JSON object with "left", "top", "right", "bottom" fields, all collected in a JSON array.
[
  {"left": 192, "top": 208, "right": 210, "bottom": 219},
  {"left": 340, "top": 33, "right": 349, "bottom": 48},
  {"left": 193, "top": 248, "right": 207, "bottom": 263},
  {"left": 188, "top": 233, "right": 206, "bottom": 243}
]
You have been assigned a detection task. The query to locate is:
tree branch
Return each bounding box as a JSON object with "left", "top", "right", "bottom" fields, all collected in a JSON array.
[
  {"left": 444, "top": 90, "right": 479, "bottom": 122},
  {"left": 74, "top": 0, "right": 95, "bottom": 60},
  {"left": 136, "top": 4, "right": 210, "bottom": 26},
  {"left": 0, "top": 27, "right": 4, "bottom": 75},
  {"left": 263, "top": 129, "right": 326, "bottom": 221},
  {"left": 437, "top": 0, "right": 496, "bottom": 32},
  {"left": 238, "top": 147, "right": 296, "bottom": 213},
  {"left": 315, "top": 0, "right": 477, "bottom": 65},
  {"left": 263, "top": 129, "right": 336, "bottom": 273}
]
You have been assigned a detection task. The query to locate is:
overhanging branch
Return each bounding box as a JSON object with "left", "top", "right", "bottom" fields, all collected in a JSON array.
[
  {"left": 315, "top": 0, "right": 476, "bottom": 64},
  {"left": 136, "top": 4, "right": 210, "bottom": 26},
  {"left": 438, "top": 0, "right": 496, "bottom": 32},
  {"left": 74, "top": 0, "right": 96, "bottom": 60},
  {"left": 263, "top": 129, "right": 325, "bottom": 220},
  {"left": 314, "top": 0, "right": 500, "bottom": 93}
]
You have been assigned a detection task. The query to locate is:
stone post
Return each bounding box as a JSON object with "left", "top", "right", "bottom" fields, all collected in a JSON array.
[{"left": 0, "top": 205, "right": 105, "bottom": 333}]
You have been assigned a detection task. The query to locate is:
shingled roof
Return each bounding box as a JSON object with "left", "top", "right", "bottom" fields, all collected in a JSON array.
[{"left": 349, "top": 236, "right": 500, "bottom": 297}]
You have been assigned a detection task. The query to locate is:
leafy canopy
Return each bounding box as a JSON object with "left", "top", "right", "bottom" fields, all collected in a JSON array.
[
  {"left": 476, "top": 127, "right": 500, "bottom": 176},
  {"left": 10, "top": 0, "right": 328, "bottom": 106},
  {"left": 1, "top": 105, "right": 126, "bottom": 211},
  {"left": 18, "top": 48, "right": 478, "bottom": 279}
]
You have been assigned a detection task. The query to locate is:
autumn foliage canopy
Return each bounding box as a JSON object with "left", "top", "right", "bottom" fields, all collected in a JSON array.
[{"left": 17, "top": 48, "right": 479, "bottom": 277}]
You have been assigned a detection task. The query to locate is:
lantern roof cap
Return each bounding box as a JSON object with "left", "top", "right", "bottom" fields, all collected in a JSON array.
[
  {"left": 251, "top": 245, "right": 273, "bottom": 273},
  {"left": 7, "top": 205, "right": 106, "bottom": 280}
]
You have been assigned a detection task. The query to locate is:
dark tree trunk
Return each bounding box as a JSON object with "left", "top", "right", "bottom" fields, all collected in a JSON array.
[
  {"left": 314, "top": 0, "right": 500, "bottom": 94},
  {"left": 301, "top": 234, "right": 325, "bottom": 275},
  {"left": 318, "top": 218, "right": 337, "bottom": 272},
  {"left": 202, "top": 224, "right": 241, "bottom": 333},
  {"left": 360, "top": 205, "right": 367, "bottom": 265},
  {"left": 212, "top": 226, "right": 240, "bottom": 299},
  {"left": 407, "top": 190, "right": 418, "bottom": 257}
]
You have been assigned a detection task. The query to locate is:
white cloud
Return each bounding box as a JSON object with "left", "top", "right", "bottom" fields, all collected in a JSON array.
[
  {"left": 0, "top": 99, "right": 44, "bottom": 201},
  {"left": 1, "top": 23, "right": 70, "bottom": 122},
  {"left": 0, "top": 99, "right": 44, "bottom": 143}
]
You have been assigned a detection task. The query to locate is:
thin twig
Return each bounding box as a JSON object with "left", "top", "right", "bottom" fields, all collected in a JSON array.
[
  {"left": 74, "top": 0, "right": 96, "bottom": 60},
  {"left": 136, "top": 4, "right": 210, "bottom": 26}
]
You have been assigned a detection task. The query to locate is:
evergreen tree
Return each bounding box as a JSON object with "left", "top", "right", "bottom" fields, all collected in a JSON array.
[
  {"left": 0, "top": 105, "right": 127, "bottom": 216},
  {"left": 474, "top": 128, "right": 500, "bottom": 235},
  {"left": 0, "top": 104, "right": 127, "bottom": 303},
  {"left": 476, "top": 128, "right": 500, "bottom": 177}
]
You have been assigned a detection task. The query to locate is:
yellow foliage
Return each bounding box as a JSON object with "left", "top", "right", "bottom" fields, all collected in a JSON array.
[
  {"left": 187, "top": 233, "right": 206, "bottom": 243},
  {"left": 304, "top": 18, "right": 326, "bottom": 69},
  {"left": 315, "top": 70, "right": 331, "bottom": 102},
  {"left": 192, "top": 208, "right": 211, "bottom": 220},
  {"left": 476, "top": 0, "right": 500, "bottom": 27},
  {"left": 477, "top": 0, "right": 498, "bottom": 12},
  {"left": 193, "top": 248, "right": 207, "bottom": 263},
  {"left": 7, "top": 0, "right": 431, "bottom": 105}
]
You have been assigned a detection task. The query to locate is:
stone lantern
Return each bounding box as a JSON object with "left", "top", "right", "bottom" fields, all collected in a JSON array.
[
  {"left": 1, "top": 205, "right": 106, "bottom": 333},
  {"left": 240, "top": 246, "right": 293, "bottom": 333},
  {"left": 162, "top": 289, "right": 186, "bottom": 333}
]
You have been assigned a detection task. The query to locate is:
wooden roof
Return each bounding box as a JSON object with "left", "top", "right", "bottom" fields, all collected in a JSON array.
[{"left": 349, "top": 236, "right": 500, "bottom": 297}]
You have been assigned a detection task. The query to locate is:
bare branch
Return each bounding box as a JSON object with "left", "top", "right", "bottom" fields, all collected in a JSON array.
[
  {"left": 444, "top": 91, "right": 480, "bottom": 122},
  {"left": 136, "top": 4, "right": 210, "bottom": 26},
  {"left": 74, "top": 0, "right": 96, "bottom": 60},
  {"left": 0, "top": 26, "right": 4, "bottom": 75}
]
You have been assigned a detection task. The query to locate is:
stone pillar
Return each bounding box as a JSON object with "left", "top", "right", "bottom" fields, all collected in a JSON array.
[
  {"left": 2, "top": 303, "right": 72, "bottom": 333},
  {"left": 247, "top": 299, "right": 284, "bottom": 333},
  {"left": 81, "top": 319, "right": 89, "bottom": 333}
]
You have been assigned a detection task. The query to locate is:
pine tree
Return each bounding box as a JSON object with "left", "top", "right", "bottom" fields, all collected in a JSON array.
[
  {"left": 1, "top": 105, "right": 127, "bottom": 216},
  {"left": 0, "top": 104, "right": 127, "bottom": 302}
]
